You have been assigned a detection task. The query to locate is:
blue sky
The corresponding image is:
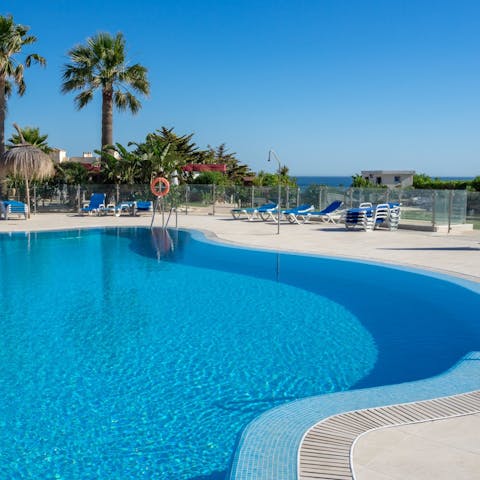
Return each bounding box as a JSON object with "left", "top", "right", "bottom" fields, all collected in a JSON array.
[{"left": 2, "top": 0, "right": 480, "bottom": 176}]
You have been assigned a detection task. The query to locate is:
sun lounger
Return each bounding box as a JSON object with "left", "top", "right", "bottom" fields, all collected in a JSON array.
[
  {"left": 281, "top": 204, "right": 315, "bottom": 224},
  {"left": 81, "top": 193, "right": 106, "bottom": 215},
  {"left": 302, "top": 200, "right": 344, "bottom": 224},
  {"left": 114, "top": 201, "right": 135, "bottom": 216},
  {"left": 1, "top": 200, "right": 28, "bottom": 220},
  {"left": 374, "top": 203, "right": 401, "bottom": 230},
  {"left": 113, "top": 200, "right": 152, "bottom": 216},
  {"left": 136, "top": 201, "right": 153, "bottom": 212},
  {"left": 345, "top": 203, "right": 401, "bottom": 231},
  {"left": 231, "top": 202, "right": 277, "bottom": 221},
  {"left": 345, "top": 206, "right": 374, "bottom": 231}
]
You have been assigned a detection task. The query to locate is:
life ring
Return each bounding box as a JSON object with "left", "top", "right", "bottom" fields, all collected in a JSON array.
[{"left": 150, "top": 177, "right": 170, "bottom": 197}]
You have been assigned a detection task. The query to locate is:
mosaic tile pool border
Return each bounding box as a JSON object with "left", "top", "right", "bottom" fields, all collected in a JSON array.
[{"left": 228, "top": 351, "right": 480, "bottom": 479}]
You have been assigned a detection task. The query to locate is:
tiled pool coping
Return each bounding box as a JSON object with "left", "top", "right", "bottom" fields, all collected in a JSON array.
[{"left": 227, "top": 351, "right": 480, "bottom": 479}]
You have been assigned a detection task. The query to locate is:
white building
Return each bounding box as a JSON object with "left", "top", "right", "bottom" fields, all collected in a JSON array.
[
  {"left": 361, "top": 170, "right": 415, "bottom": 188},
  {"left": 68, "top": 152, "right": 100, "bottom": 165},
  {"left": 49, "top": 148, "right": 67, "bottom": 164}
]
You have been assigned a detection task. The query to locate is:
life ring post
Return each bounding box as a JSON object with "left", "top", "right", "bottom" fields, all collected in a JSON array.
[
  {"left": 150, "top": 177, "right": 170, "bottom": 198},
  {"left": 150, "top": 177, "right": 170, "bottom": 229}
]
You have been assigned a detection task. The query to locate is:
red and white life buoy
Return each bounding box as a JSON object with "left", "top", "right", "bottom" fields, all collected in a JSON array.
[{"left": 150, "top": 177, "right": 170, "bottom": 197}]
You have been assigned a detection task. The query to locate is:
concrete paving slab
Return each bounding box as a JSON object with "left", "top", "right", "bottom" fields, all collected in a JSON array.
[{"left": 353, "top": 414, "right": 480, "bottom": 480}]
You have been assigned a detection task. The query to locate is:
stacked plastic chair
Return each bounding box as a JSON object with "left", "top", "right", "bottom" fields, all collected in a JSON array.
[
  {"left": 387, "top": 203, "right": 401, "bottom": 230},
  {"left": 372, "top": 203, "right": 401, "bottom": 231},
  {"left": 373, "top": 203, "right": 390, "bottom": 229},
  {"left": 345, "top": 203, "right": 374, "bottom": 231}
]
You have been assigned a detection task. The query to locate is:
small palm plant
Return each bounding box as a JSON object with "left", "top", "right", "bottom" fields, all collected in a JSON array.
[{"left": 8, "top": 125, "right": 52, "bottom": 153}]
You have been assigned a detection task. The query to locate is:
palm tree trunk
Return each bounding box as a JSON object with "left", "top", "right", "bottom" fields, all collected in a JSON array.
[
  {"left": 0, "top": 75, "right": 6, "bottom": 158},
  {"left": 24, "top": 174, "right": 30, "bottom": 219},
  {"left": 101, "top": 88, "right": 113, "bottom": 159}
]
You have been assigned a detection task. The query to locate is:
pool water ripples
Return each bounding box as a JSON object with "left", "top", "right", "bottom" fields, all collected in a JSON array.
[{"left": 0, "top": 228, "right": 381, "bottom": 479}]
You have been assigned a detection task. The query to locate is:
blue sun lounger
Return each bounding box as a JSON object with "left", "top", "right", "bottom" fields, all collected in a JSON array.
[
  {"left": 1, "top": 200, "right": 28, "bottom": 220},
  {"left": 345, "top": 206, "right": 374, "bottom": 230},
  {"left": 114, "top": 200, "right": 153, "bottom": 216},
  {"left": 231, "top": 202, "right": 277, "bottom": 221},
  {"left": 279, "top": 204, "right": 315, "bottom": 224},
  {"left": 345, "top": 203, "right": 401, "bottom": 231},
  {"left": 296, "top": 201, "right": 344, "bottom": 224},
  {"left": 81, "top": 193, "right": 106, "bottom": 215},
  {"left": 136, "top": 201, "right": 153, "bottom": 212}
]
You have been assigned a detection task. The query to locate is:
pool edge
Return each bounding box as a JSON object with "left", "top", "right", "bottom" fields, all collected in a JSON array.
[{"left": 227, "top": 351, "right": 480, "bottom": 479}]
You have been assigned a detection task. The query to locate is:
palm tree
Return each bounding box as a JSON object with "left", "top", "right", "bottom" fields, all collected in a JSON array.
[
  {"left": 8, "top": 125, "right": 52, "bottom": 153},
  {"left": 0, "top": 15, "right": 46, "bottom": 157},
  {"left": 61, "top": 32, "right": 149, "bottom": 156}
]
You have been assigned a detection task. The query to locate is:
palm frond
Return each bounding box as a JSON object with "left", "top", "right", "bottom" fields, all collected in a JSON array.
[
  {"left": 4, "top": 79, "right": 12, "bottom": 98},
  {"left": 20, "top": 34, "right": 36, "bottom": 46},
  {"left": 14, "top": 63, "right": 24, "bottom": 83},
  {"left": 114, "top": 90, "right": 142, "bottom": 113},
  {"left": 25, "top": 52, "right": 46, "bottom": 67},
  {"left": 120, "top": 64, "right": 150, "bottom": 95},
  {"left": 75, "top": 89, "right": 94, "bottom": 109}
]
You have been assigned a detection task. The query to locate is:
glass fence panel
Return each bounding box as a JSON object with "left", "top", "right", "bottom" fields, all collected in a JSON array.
[
  {"left": 116, "top": 184, "right": 153, "bottom": 202},
  {"left": 324, "top": 188, "right": 346, "bottom": 210},
  {"left": 298, "top": 185, "right": 320, "bottom": 209},
  {"left": 184, "top": 185, "right": 214, "bottom": 213},
  {"left": 433, "top": 190, "right": 450, "bottom": 225},
  {"left": 32, "top": 184, "right": 77, "bottom": 211},
  {"left": 467, "top": 192, "right": 480, "bottom": 229},
  {"left": 253, "top": 186, "right": 280, "bottom": 207},
  {"left": 232, "top": 186, "right": 254, "bottom": 208},
  {"left": 19, "top": 182, "right": 473, "bottom": 227},
  {"left": 297, "top": 186, "right": 346, "bottom": 210},
  {"left": 450, "top": 190, "right": 467, "bottom": 224},
  {"left": 396, "top": 189, "right": 434, "bottom": 224}
]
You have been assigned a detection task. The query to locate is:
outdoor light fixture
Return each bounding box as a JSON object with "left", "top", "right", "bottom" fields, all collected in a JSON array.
[{"left": 268, "top": 149, "right": 282, "bottom": 235}]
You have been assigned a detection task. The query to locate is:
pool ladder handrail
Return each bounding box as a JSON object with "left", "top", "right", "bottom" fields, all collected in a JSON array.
[{"left": 150, "top": 198, "right": 177, "bottom": 230}]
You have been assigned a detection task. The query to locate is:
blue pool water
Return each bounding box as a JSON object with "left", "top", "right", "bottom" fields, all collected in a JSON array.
[{"left": 0, "top": 227, "right": 479, "bottom": 479}]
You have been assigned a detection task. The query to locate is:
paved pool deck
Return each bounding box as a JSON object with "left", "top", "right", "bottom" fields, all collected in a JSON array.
[
  {"left": 1, "top": 212, "right": 480, "bottom": 479},
  {"left": 1, "top": 211, "right": 479, "bottom": 281}
]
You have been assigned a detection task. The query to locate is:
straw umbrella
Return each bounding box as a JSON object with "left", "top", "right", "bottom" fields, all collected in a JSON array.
[{"left": 0, "top": 124, "right": 55, "bottom": 218}]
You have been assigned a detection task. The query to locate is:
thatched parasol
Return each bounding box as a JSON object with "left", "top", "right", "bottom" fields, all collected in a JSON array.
[{"left": 0, "top": 124, "right": 55, "bottom": 218}]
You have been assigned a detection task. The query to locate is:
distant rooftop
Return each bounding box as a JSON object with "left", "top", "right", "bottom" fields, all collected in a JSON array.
[{"left": 361, "top": 170, "right": 415, "bottom": 175}]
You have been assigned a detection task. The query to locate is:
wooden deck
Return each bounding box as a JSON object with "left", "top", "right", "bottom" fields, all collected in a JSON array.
[{"left": 298, "top": 390, "right": 480, "bottom": 480}]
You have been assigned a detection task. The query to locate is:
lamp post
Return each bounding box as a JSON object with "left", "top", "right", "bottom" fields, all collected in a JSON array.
[{"left": 268, "top": 149, "right": 282, "bottom": 235}]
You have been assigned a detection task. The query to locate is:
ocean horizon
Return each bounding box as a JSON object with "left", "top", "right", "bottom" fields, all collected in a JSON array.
[{"left": 294, "top": 175, "right": 475, "bottom": 187}]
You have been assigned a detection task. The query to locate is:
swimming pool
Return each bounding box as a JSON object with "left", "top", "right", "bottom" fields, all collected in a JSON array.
[{"left": 0, "top": 227, "right": 479, "bottom": 479}]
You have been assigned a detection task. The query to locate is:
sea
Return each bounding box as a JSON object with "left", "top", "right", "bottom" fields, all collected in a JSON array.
[
  {"left": 295, "top": 176, "right": 352, "bottom": 187},
  {"left": 294, "top": 176, "right": 475, "bottom": 187}
]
